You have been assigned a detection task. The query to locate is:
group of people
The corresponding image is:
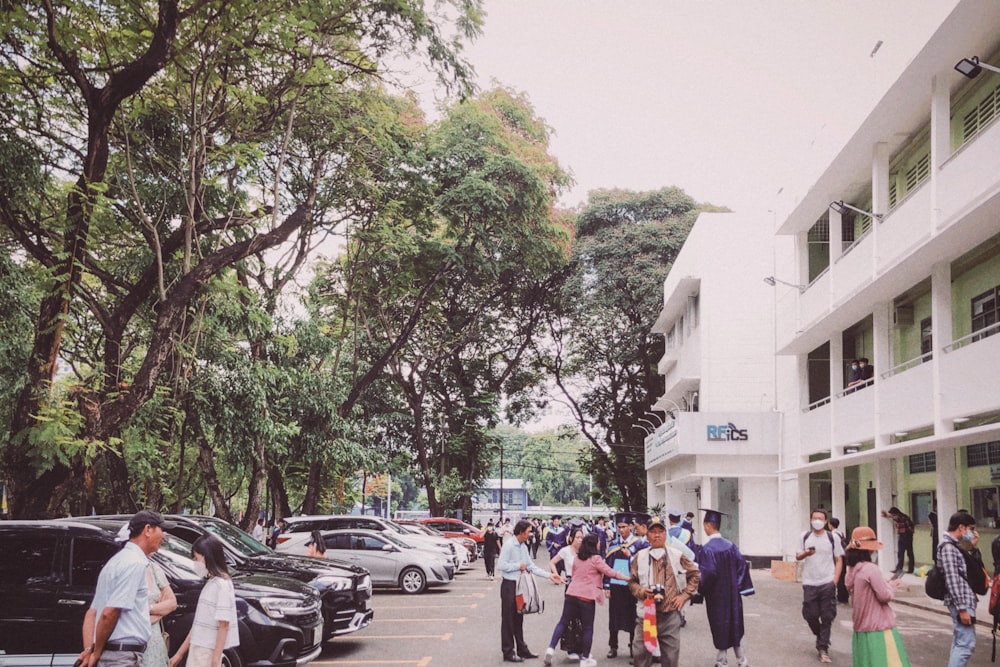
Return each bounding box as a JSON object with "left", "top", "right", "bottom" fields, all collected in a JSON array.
[
  {"left": 846, "top": 358, "right": 874, "bottom": 391},
  {"left": 497, "top": 509, "right": 754, "bottom": 667},
  {"left": 78, "top": 510, "right": 238, "bottom": 667}
]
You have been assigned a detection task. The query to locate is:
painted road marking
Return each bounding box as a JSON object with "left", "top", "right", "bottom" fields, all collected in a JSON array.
[
  {"left": 378, "top": 604, "right": 477, "bottom": 609},
  {"left": 310, "top": 659, "right": 432, "bottom": 666},
  {"left": 337, "top": 634, "right": 451, "bottom": 640},
  {"left": 376, "top": 617, "right": 466, "bottom": 623}
]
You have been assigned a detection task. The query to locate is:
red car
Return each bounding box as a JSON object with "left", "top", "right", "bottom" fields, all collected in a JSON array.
[{"left": 420, "top": 517, "right": 484, "bottom": 556}]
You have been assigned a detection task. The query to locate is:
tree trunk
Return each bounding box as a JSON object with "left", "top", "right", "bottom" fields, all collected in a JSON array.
[
  {"left": 301, "top": 461, "right": 322, "bottom": 515},
  {"left": 268, "top": 463, "right": 292, "bottom": 520},
  {"left": 241, "top": 439, "right": 268, "bottom": 530},
  {"left": 196, "top": 439, "right": 233, "bottom": 522}
]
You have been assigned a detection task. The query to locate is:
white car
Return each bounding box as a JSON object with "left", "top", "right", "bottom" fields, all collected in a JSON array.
[{"left": 277, "top": 529, "right": 454, "bottom": 594}]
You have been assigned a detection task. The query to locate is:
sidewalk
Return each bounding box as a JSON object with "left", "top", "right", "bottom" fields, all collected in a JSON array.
[{"left": 879, "top": 571, "right": 995, "bottom": 627}]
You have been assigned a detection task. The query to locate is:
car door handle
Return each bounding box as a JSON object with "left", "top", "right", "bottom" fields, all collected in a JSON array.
[{"left": 58, "top": 599, "right": 88, "bottom": 606}]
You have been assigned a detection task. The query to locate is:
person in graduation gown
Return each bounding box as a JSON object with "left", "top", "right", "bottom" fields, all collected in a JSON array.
[
  {"left": 604, "top": 512, "right": 647, "bottom": 659},
  {"left": 697, "top": 509, "right": 754, "bottom": 667},
  {"left": 546, "top": 515, "right": 569, "bottom": 574}
]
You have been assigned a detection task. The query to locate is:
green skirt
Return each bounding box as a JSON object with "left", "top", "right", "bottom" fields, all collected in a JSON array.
[{"left": 852, "top": 628, "right": 910, "bottom": 667}]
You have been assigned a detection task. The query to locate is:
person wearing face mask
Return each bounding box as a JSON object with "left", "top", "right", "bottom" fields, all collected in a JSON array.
[
  {"left": 697, "top": 509, "right": 753, "bottom": 667},
  {"left": 939, "top": 511, "right": 980, "bottom": 667},
  {"left": 628, "top": 516, "right": 700, "bottom": 667},
  {"left": 170, "top": 535, "right": 239, "bottom": 667},
  {"left": 795, "top": 509, "right": 843, "bottom": 664}
]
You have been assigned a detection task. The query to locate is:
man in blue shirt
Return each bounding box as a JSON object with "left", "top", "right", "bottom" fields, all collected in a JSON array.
[
  {"left": 499, "top": 519, "right": 564, "bottom": 662},
  {"left": 79, "top": 510, "right": 176, "bottom": 667}
]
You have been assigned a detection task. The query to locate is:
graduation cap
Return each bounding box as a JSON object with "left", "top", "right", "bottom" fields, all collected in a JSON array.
[
  {"left": 613, "top": 512, "right": 634, "bottom": 525},
  {"left": 550, "top": 514, "right": 563, "bottom": 521},
  {"left": 667, "top": 508, "right": 683, "bottom": 522},
  {"left": 700, "top": 508, "right": 728, "bottom": 525},
  {"left": 633, "top": 512, "right": 652, "bottom": 527}
]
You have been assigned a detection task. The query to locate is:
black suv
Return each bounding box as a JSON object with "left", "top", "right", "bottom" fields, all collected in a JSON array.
[
  {"left": 0, "top": 520, "right": 324, "bottom": 667},
  {"left": 76, "top": 515, "right": 373, "bottom": 642}
]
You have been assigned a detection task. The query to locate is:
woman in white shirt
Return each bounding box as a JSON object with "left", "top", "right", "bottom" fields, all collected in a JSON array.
[
  {"left": 170, "top": 535, "right": 239, "bottom": 667},
  {"left": 550, "top": 527, "right": 584, "bottom": 586}
]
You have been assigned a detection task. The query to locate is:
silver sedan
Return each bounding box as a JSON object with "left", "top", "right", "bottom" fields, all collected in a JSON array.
[{"left": 277, "top": 529, "right": 454, "bottom": 594}]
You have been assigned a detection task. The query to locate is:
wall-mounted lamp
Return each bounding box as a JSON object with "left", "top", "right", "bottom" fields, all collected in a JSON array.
[
  {"left": 643, "top": 411, "right": 665, "bottom": 426},
  {"left": 844, "top": 445, "right": 860, "bottom": 455},
  {"left": 632, "top": 423, "right": 653, "bottom": 436},
  {"left": 953, "top": 416, "right": 971, "bottom": 424},
  {"left": 955, "top": 56, "right": 1000, "bottom": 79},
  {"left": 829, "top": 200, "right": 883, "bottom": 222},
  {"left": 763, "top": 275, "right": 806, "bottom": 293}
]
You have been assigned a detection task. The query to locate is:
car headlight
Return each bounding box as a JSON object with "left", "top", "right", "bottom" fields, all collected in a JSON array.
[
  {"left": 259, "top": 596, "right": 319, "bottom": 619},
  {"left": 312, "top": 575, "right": 353, "bottom": 592},
  {"left": 357, "top": 574, "right": 372, "bottom": 591}
]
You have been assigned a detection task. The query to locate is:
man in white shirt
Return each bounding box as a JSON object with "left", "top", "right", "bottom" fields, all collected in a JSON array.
[{"left": 795, "top": 508, "right": 843, "bottom": 664}]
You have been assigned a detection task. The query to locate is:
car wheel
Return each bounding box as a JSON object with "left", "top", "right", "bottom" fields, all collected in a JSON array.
[
  {"left": 399, "top": 566, "right": 427, "bottom": 594},
  {"left": 221, "top": 648, "right": 245, "bottom": 667}
]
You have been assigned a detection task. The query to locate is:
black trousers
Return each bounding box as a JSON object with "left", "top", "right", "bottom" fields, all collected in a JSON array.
[
  {"left": 802, "top": 582, "right": 837, "bottom": 651},
  {"left": 484, "top": 552, "right": 497, "bottom": 577},
  {"left": 896, "top": 532, "right": 915, "bottom": 572},
  {"left": 500, "top": 578, "right": 530, "bottom": 658}
]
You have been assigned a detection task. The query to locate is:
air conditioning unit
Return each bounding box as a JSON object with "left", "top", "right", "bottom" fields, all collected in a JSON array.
[{"left": 893, "top": 305, "right": 914, "bottom": 326}]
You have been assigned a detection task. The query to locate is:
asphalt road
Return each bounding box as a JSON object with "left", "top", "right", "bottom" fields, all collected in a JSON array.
[{"left": 311, "top": 554, "right": 997, "bottom": 666}]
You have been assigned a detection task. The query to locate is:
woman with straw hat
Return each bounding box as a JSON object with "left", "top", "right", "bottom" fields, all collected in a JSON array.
[{"left": 844, "top": 526, "right": 911, "bottom": 666}]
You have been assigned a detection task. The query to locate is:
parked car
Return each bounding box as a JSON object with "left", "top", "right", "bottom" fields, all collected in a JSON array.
[
  {"left": 279, "top": 515, "right": 461, "bottom": 570},
  {"left": 0, "top": 520, "right": 323, "bottom": 667},
  {"left": 396, "top": 519, "right": 477, "bottom": 562},
  {"left": 277, "top": 529, "right": 454, "bottom": 594},
  {"left": 70, "top": 514, "right": 374, "bottom": 643},
  {"left": 420, "top": 517, "right": 484, "bottom": 556}
]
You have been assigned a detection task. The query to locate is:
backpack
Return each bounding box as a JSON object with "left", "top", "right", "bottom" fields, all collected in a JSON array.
[
  {"left": 560, "top": 617, "right": 583, "bottom": 654},
  {"left": 802, "top": 530, "right": 837, "bottom": 565},
  {"left": 515, "top": 571, "right": 543, "bottom": 614},
  {"left": 927, "top": 541, "right": 990, "bottom": 600}
]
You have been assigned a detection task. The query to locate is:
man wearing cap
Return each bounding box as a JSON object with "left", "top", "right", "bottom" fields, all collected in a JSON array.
[
  {"left": 629, "top": 516, "right": 700, "bottom": 667},
  {"left": 796, "top": 508, "right": 843, "bottom": 664},
  {"left": 498, "top": 519, "right": 565, "bottom": 662},
  {"left": 79, "top": 510, "right": 176, "bottom": 667},
  {"left": 546, "top": 515, "right": 568, "bottom": 574},
  {"left": 605, "top": 512, "right": 642, "bottom": 659},
  {"left": 698, "top": 509, "right": 753, "bottom": 667}
]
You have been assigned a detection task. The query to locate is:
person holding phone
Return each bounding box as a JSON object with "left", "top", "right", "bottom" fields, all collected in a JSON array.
[{"left": 796, "top": 509, "right": 844, "bottom": 664}]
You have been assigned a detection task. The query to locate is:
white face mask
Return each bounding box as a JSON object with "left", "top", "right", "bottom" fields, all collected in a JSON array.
[
  {"left": 811, "top": 519, "right": 826, "bottom": 531},
  {"left": 192, "top": 560, "right": 208, "bottom": 578},
  {"left": 649, "top": 548, "right": 666, "bottom": 559}
]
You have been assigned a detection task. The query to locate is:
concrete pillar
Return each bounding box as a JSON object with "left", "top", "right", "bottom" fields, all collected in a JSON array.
[
  {"left": 831, "top": 467, "right": 846, "bottom": 524},
  {"left": 931, "top": 261, "right": 954, "bottom": 434},
  {"left": 873, "top": 302, "right": 891, "bottom": 449},
  {"left": 829, "top": 208, "right": 843, "bottom": 266},
  {"left": 935, "top": 448, "right": 958, "bottom": 542},
  {"left": 930, "top": 73, "right": 951, "bottom": 233}
]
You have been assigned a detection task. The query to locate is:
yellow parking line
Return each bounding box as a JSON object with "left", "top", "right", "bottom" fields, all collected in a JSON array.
[
  {"left": 342, "top": 634, "right": 451, "bottom": 640},
  {"left": 378, "top": 604, "right": 477, "bottom": 609},
  {"left": 376, "top": 617, "right": 466, "bottom": 623}
]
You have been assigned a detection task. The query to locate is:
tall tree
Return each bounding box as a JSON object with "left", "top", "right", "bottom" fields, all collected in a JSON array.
[
  {"left": 545, "top": 187, "right": 721, "bottom": 512},
  {"left": 0, "top": 0, "right": 482, "bottom": 517}
]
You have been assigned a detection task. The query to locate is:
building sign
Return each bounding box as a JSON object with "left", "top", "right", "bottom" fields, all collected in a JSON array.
[{"left": 707, "top": 423, "right": 748, "bottom": 441}]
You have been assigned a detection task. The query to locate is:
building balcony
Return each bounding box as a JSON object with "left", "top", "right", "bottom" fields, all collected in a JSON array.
[
  {"left": 879, "top": 356, "right": 934, "bottom": 436},
  {"left": 877, "top": 183, "right": 931, "bottom": 268},
  {"left": 832, "top": 384, "right": 876, "bottom": 447},
  {"left": 663, "top": 329, "right": 701, "bottom": 396},
  {"left": 658, "top": 349, "right": 677, "bottom": 376},
  {"left": 799, "top": 401, "right": 832, "bottom": 457},
  {"left": 937, "top": 117, "right": 1000, "bottom": 228},
  {"left": 940, "top": 325, "right": 1000, "bottom": 421}
]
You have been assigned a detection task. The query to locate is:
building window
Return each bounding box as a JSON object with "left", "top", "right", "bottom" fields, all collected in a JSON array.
[
  {"left": 908, "top": 451, "right": 936, "bottom": 474},
  {"left": 904, "top": 152, "right": 930, "bottom": 192},
  {"left": 972, "top": 284, "right": 999, "bottom": 341},
  {"left": 920, "top": 317, "right": 932, "bottom": 356},
  {"left": 910, "top": 491, "right": 936, "bottom": 526},
  {"left": 971, "top": 486, "right": 1000, "bottom": 528},
  {"left": 967, "top": 441, "right": 1000, "bottom": 467},
  {"left": 962, "top": 82, "right": 1000, "bottom": 145}
]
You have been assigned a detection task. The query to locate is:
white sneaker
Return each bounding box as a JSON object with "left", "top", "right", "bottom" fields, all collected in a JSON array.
[
  {"left": 580, "top": 658, "right": 597, "bottom": 667},
  {"left": 568, "top": 653, "right": 580, "bottom": 660}
]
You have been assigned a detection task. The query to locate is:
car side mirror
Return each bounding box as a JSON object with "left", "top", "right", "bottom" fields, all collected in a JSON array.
[
  {"left": 382, "top": 543, "right": 395, "bottom": 552},
  {"left": 463, "top": 529, "right": 471, "bottom": 535}
]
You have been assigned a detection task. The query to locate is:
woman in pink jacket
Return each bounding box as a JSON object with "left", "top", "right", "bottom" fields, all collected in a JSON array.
[
  {"left": 844, "top": 526, "right": 910, "bottom": 666},
  {"left": 544, "top": 532, "right": 628, "bottom": 667}
]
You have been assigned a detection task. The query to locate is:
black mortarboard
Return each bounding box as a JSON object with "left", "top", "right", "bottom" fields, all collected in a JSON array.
[
  {"left": 667, "top": 509, "right": 682, "bottom": 522},
  {"left": 550, "top": 514, "right": 562, "bottom": 521},
  {"left": 633, "top": 512, "right": 652, "bottom": 527},
  {"left": 700, "top": 508, "right": 728, "bottom": 525},
  {"left": 614, "top": 512, "right": 634, "bottom": 525}
]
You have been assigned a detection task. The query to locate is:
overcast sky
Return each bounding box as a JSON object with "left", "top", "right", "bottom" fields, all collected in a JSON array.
[{"left": 428, "top": 1, "right": 958, "bottom": 217}]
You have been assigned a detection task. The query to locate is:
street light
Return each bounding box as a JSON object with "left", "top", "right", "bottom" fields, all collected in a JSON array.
[
  {"left": 763, "top": 275, "right": 807, "bottom": 293},
  {"left": 955, "top": 56, "right": 1000, "bottom": 79},
  {"left": 829, "top": 200, "right": 883, "bottom": 222}
]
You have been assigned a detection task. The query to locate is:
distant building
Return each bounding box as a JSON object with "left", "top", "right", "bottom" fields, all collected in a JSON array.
[{"left": 474, "top": 478, "right": 529, "bottom": 515}]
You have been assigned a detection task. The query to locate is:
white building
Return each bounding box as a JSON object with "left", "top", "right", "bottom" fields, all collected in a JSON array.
[
  {"left": 772, "top": 0, "right": 1000, "bottom": 568},
  {"left": 646, "top": 212, "right": 782, "bottom": 563}
]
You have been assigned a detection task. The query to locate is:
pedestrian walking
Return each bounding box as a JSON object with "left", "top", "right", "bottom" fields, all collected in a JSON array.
[
  {"left": 78, "top": 510, "right": 177, "bottom": 667},
  {"left": 543, "top": 533, "right": 628, "bottom": 667},
  {"left": 939, "top": 511, "right": 980, "bottom": 666},
  {"left": 843, "top": 526, "right": 910, "bottom": 667},
  {"left": 498, "top": 519, "right": 564, "bottom": 662},
  {"left": 697, "top": 509, "right": 753, "bottom": 667},
  {"left": 484, "top": 521, "right": 502, "bottom": 581},
  {"left": 169, "top": 535, "right": 239, "bottom": 667},
  {"left": 796, "top": 508, "right": 843, "bottom": 663}
]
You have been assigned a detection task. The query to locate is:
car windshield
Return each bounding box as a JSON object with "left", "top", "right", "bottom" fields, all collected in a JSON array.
[
  {"left": 194, "top": 517, "right": 271, "bottom": 557},
  {"left": 404, "top": 523, "right": 440, "bottom": 537},
  {"left": 155, "top": 532, "right": 202, "bottom": 580},
  {"left": 383, "top": 519, "right": 410, "bottom": 533},
  {"left": 379, "top": 531, "right": 413, "bottom": 548}
]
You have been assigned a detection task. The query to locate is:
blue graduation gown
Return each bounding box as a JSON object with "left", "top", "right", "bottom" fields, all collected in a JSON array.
[{"left": 698, "top": 535, "right": 755, "bottom": 650}]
